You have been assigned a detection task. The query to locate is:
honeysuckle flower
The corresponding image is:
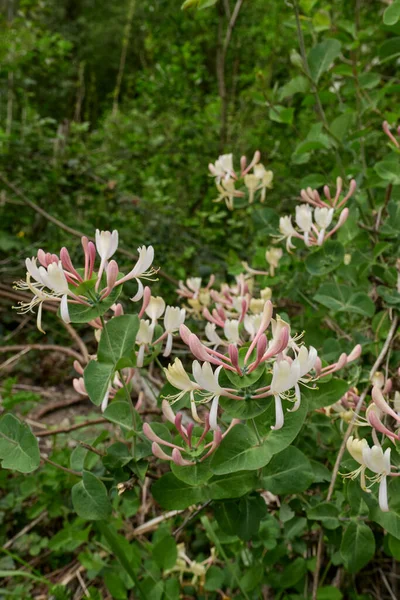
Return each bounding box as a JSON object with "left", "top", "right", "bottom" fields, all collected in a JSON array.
[
  {"left": 208, "top": 153, "right": 235, "bottom": 182},
  {"left": 314, "top": 207, "right": 334, "bottom": 229},
  {"left": 205, "top": 322, "right": 224, "bottom": 348},
  {"left": 136, "top": 319, "right": 153, "bottom": 367},
  {"left": 145, "top": 296, "right": 166, "bottom": 325},
  {"left": 278, "top": 216, "right": 299, "bottom": 252},
  {"left": 95, "top": 229, "right": 118, "bottom": 289},
  {"left": 244, "top": 173, "right": 260, "bottom": 204},
  {"left": 249, "top": 298, "right": 266, "bottom": 313},
  {"left": 244, "top": 314, "right": 263, "bottom": 339},
  {"left": 345, "top": 436, "right": 392, "bottom": 511},
  {"left": 164, "top": 358, "right": 201, "bottom": 421},
  {"left": 296, "top": 345, "right": 318, "bottom": 378},
  {"left": 253, "top": 164, "right": 273, "bottom": 203},
  {"left": 265, "top": 247, "right": 283, "bottom": 276},
  {"left": 362, "top": 445, "right": 391, "bottom": 512},
  {"left": 371, "top": 385, "right": 400, "bottom": 424},
  {"left": 295, "top": 205, "right": 313, "bottom": 246},
  {"left": 269, "top": 359, "right": 301, "bottom": 430},
  {"left": 163, "top": 306, "right": 186, "bottom": 356},
  {"left": 214, "top": 178, "right": 244, "bottom": 211},
  {"left": 115, "top": 245, "right": 156, "bottom": 301},
  {"left": 192, "top": 361, "right": 227, "bottom": 430},
  {"left": 223, "top": 319, "right": 240, "bottom": 345}
]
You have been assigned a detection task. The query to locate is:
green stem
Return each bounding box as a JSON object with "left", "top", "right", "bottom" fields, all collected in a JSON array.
[
  {"left": 119, "top": 368, "right": 138, "bottom": 457},
  {"left": 201, "top": 516, "right": 250, "bottom": 600},
  {"left": 97, "top": 521, "right": 148, "bottom": 599}
]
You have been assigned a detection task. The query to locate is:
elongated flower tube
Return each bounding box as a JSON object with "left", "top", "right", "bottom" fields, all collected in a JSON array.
[
  {"left": 163, "top": 306, "right": 186, "bottom": 356},
  {"left": 362, "top": 445, "right": 391, "bottom": 512},
  {"left": 269, "top": 359, "right": 301, "bottom": 430},
  {"left": 95, "top": 229, "right": 118, "bottom": 290},
  {"left": 371, "top": 385, "right": 400, "bottom": 423}
]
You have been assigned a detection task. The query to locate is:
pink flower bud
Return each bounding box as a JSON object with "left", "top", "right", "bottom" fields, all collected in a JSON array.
[
  {"left": 172, "top": 448, "right": 194, "bottom": 466},
  {"left": 346, "top": 344, "right": 362, "bottom": 363},
  {"left": 139, "top": 286, "right": 151, "bottom": 318},
  {"left": 179, "top": 323, "right": 192, "bottom": 344},
  {"left": 73, "top": 360, "right": 84, "bottom": 375},
  {"left": 152, "top": 442, "right": 172, "bottom": 461}
]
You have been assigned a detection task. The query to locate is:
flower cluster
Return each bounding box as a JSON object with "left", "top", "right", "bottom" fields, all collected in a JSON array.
[
  {"left": 159, "top": 298, "right": 361, "bottom": 440},
  {"left": 334, "top": 371, "right": 400, "bottom": 512},
  {"left": 276, "top": 177, "right": 356, "bottom": 252},
  {"left": 143, "top": 398, "right": 239, "bottom": 466},
  {"left": 14, "top": 230, "right": 156, "bottom": 332},
  {"left": 209, "top": 151, "right": 273, "bottom": 210}
]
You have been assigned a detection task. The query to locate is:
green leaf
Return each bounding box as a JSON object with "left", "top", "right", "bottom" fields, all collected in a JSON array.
[
  {"left": 214, "top": 494, "right": 267, "bottom": 541},
  {"left": 206, "top": 471, "right": 257, "bottom": 499},
  {"left": 315, "top": 284, "right": 375, "bottom": 318},
  {"left": 205, "top": 566, "right": 225, "bottom": 591},
  {"left": 308, "top": 39, "right": 341, "bottom": 82},
  {"left": 384, "top": 1, "right": 400, "bottom": 26},
  {"left": 152, "top": 472, "right": 204, "bottom": 509},
  {"left": 279, "top": 75, "right": 309, "bottom": 100},
  {"left": 152, "top": 535, "right": 177, "bottom": 570},
  {"left": 97, "top": 314, "right": 139, "bottom": 365},
  {"left": 83, "top": 361, "right": 114, "bottom": 406},
  {"left": 269, "top": 106, "right": 294, "bottom": 125},
  {"left": 317, "top": 587, "right": 343, "bottom": 600},
  {"left": 261, "top": 446, "right": 314, "bottom": 494},
  {"left": 103, "top": 400, "right": 136, "bottom": 430},
  {"left": 0, "top": 414, "right": 40, "bottom": 473},
  {"left": 307, "top": 502, "right": 340, "bottom": 529},
  {"left": 211, "top": 399, "right": 308, "bottom": 475},
  {"left": 71, "top": 471, "right": 112, "bottom": 520},
  {"left": 340, "top": 521, "right": 375, "bottom": 573},
  {"left": 305, "top": 241, "right": 344, "bottom": 276},
  {"left": 330, "top": 112, "right": 354, "bottom": 141},
  {"left": 374, "top": 156, "right": 400, "bottom": 185},
  {"left": 66, "top": 285, "right": 122, "bottom": 324},
  {"left": 379, "top": 37, "right": 400, "bottom": 61},
  {"left": 302, "top": 379, "right": 349, "bottom": 409},
  {"left": 171, "top": 460, "right": 212, "bottom": 485}
]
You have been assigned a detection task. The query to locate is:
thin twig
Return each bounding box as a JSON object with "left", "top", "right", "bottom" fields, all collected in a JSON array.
[
  {"left": 0, "top": 173, "right": 177, "bottom": 285},
  {"left": 173, "top": 500, "right": 212, "bottom": 538},
  {"left": 4, "top": 511, "right": 48, "bottom": 550},
  {"left": 35, "top": 418, "right": 108, "bottom": 437},
  {"left": 0, "top": 344, "right": 84, "bottom": 363},
  {"left": 41, "top": 456, "right": 82, "bottom": 477},
  {"left": 312, "top": 314, "right": 398, "bottom": 600}
]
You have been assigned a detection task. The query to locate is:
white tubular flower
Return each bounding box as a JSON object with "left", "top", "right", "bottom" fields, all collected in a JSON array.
[
  {"left": 346, "top": 436, "right": 368, "bottom": 465},
  {"left": 254, "top": 164, "right": 273, "bottom": 202},
  {"left": 209, "top": 153, "right": 234, "bottom": 182},
  {"left": 164, "top": 307, "right": 185, "bottom": 333},
  {"left": 362, "top": 445, "right": 391, "bottom": 476},
  {"left": 163, "top": 307, "right": 186, "bottom": 357},
  {"left": 270, "top": 359, "right": 301, "bottom": 431},
  {"left": 95, "top": 230, "right": 119, "bottom": 290},
  {"left": 136, "top": 319, "right": 153, "bottom": 367},
  {"left": 362, "top": 445, "right": 391, "bottom": 512},
  {"left": 260, "top": 287, "right": 272, "bottom": 301},
  {"left": 39, "top": 261, "right": 69, "bottom": 294},
  {"left": 186, "top": 277, "right": 202, "bottom": 296},
  {"left": 26, "top": 257, "right": 46, "bottom": 286},
  {"left": 295, "top": 205, "right": 313, "bottom": 246},
  {"left": 314, "top": 207, "right": 334, "bottom": 229},
  {"left": 205, "top": 323, "right": 224, "bottom": 347},
  {"left": 95, "top": 229, "right": 119, "bottom": 262},
  {"left": 223, "top": 319, "right": 240, "bottom": 344},
  {"left": 60, "top": 294, "right": 71, "bottom": 324},
  {"left": 297, "top": 345, "right": 318, "bottom": 378},
  {"left": 244, "top": 174, "right": 260, "bottom": 204},
  {"left": 214, "top": 178, "right": 242, "bottom": 211},
  {"left": 145, "top": 296, "right": 166, "bottom": 324},
  {"left": 270, "top": 359, "right": 301, "bottom": 396},
  {"left": 164, "top": 358, "right": 200, "bottom": 404},
  {"left": 115, "top": 245, "right": 156, "bottom": 301},
  {"left": 192, "top": 361, "right": 225, "bottom": 430},
  {"left": 265, "top": 247, "right": 283, "bottom": 276},
  {"left": 244, "top": 314, "right": 262, "bottom": 339},
  {"left": 271, "top": 315, "right": 291, "bottom": 345},
  {"left": 249, "top": 298, "right": 265, "bottom": 314},
  {"left": 192, "top": 361, "right": 224, "bottom": 395},
  {"left": 279, "top": 216, "right": 297, "bottom": 252}
]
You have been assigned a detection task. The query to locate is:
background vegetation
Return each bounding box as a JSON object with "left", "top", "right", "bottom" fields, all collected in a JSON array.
[{"left": 1, "top": 0, "right": 400, "bottom": 598}]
